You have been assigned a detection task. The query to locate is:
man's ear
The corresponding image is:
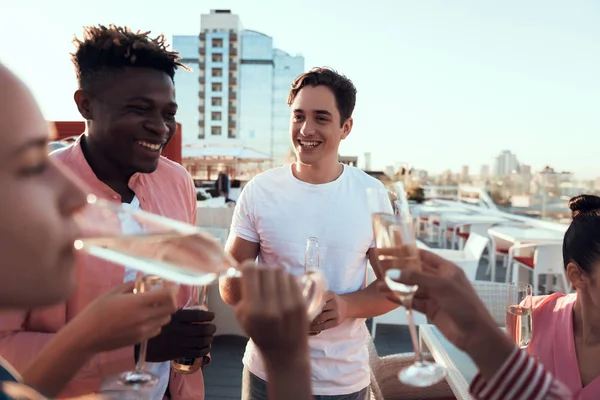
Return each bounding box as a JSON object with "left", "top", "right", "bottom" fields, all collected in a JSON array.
[
  {"left": 74, "top": 90, "right": 94, "bottom": 120},
  {"left": 341, "top": 117, "right": 353, "bottom": 140}
]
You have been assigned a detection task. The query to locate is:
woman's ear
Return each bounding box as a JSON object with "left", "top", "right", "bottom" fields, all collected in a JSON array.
[{"left": 566, "top": 261, "right": 586, "bottom": 290}]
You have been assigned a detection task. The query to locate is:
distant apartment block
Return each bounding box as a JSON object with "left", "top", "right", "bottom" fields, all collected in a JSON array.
[
  {"left": 173, "top": 9, "right": 305, "bottom": 166},
  {"left": 493, "top": 150, "right": 519, "bottom": 176}
]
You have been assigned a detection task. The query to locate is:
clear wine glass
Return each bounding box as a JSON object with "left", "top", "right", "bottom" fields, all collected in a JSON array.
[
  {"left": 506, "top": 282, "right": 533, "bottom": 348},
  {"left": 305, "top": 237, "right": 320, "bottom": 272},
  {"left": 98, "top": 274, "right": 163, "bottom": 393},
  {"left": 73, "top": 195, "right": 328, "bottom": 390},
  {"left": 366, "top": 184, "right": 446, "bottom": 387},
  {"left": 305, "top": 237, "right": 323, "bottom": 336}
]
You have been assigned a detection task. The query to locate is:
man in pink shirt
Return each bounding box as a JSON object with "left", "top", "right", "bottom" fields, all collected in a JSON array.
[{"left": 0, "top": 25, "right": 215, "bottom": 399}]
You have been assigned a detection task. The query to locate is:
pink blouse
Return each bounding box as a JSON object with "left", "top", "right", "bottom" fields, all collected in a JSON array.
[{"left": 529, "top": 292, "right": 600, "bottom": 399}]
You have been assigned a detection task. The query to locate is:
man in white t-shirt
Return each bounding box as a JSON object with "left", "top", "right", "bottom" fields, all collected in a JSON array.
[{"left": 220, "top": 67, "right": 397, "bottom": 399}]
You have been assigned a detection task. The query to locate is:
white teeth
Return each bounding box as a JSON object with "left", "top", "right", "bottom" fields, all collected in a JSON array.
[
  {"left": 299, "top": 140, "right": 320, "bottom": 148},
  {"left": 137, "top": 140, "right": 162, "bottom": 151}
]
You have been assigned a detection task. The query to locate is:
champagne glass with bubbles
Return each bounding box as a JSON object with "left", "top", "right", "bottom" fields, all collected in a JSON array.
[
  {"left": 506, "top": 282, "right": 533, "bottom": 348},
  {"left": 367, "top": 183, "right": 445, "bottom": 387}
]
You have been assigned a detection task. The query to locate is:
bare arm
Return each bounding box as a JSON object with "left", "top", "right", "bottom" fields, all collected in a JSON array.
[
  {"left": 339, "top": 249, "right": 400, "bottom": 319},
  {"left": 219, "top": 236, "right": 260, "bottom": 306}
]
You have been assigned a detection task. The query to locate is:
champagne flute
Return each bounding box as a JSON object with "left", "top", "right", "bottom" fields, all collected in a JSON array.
[
  {"left": 506, "top": 282, "right": 533, "bottom": 348},
  {"left": 99, "top": 275, "right": 163, "bottom": 393},
  {"left": 305, "top": 237, "right": 320, "bottom": 272},
  {"left": 171, "top": 285, "right": 209, "bottom": 374},
  {"left": 366, "top": 184, "right": 445, "bottom": 387},
  {"left": 73, "top": 195, "right": 328, "bottom": 387},
  {"left": 305, "top": 237, "right": 322, "bottom": 336}
]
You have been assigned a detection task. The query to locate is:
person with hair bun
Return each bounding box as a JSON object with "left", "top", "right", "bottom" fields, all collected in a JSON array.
[{"left": 528, "top": 194, "right": 600, "bottom": 399}]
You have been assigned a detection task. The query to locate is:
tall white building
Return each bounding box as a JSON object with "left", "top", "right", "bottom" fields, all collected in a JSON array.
[
  {"left": 173, "top": 9, "right": 304, "bottom": 166},
  {"left": 493, "top": 150, "right": 519, "bottom": 176}
]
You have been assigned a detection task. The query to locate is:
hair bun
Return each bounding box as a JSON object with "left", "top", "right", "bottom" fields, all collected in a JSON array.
[{"left": 569, "top": 194, "right": 600, "bottom": 219}]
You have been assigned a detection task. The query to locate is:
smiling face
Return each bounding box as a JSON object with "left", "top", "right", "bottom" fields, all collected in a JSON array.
[
  {"left": 290, "top": 85, "right": 352, "bottom": 168},
  {"left": 75, "top": 67, "right": 178, "bottom": 174},
  {"left": 0, "top": 66, "right": 87, "bottom": 308}
]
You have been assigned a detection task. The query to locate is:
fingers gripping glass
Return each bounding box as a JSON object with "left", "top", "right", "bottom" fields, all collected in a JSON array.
[
  {"left": 506, "top": 282, "right": 533, "bottom": 349},
  {"left": 73, "top": 195, "right": 328, "bottom": 388},
  {"left": 367, "top": 184, "right": 445, "bottom": 387}
]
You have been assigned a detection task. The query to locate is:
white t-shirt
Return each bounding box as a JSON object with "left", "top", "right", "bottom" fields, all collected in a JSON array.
[
  {"left": 230, "top": 164, "right": 390, "bottom": 396},
  {"left": 99, "top": 196, "right": 170, "bottom": 400}
]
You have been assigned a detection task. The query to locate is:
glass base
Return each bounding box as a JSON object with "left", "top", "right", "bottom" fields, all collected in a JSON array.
[
  {"left": 118, "top": 370, "right": 159, "bottom": 387},
  {"left": 398, "top": 360, "right": 446, "bottom": 387}
]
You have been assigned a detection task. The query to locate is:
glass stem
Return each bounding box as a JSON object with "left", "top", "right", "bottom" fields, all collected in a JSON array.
[
  {"left": 401, "top": 293, "right": 424, "bottom": 364},
  {"left": 136, "top": 340, "right": 149, "bottom": 372}
]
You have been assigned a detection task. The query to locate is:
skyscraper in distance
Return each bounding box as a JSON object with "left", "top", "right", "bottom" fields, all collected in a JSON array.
[{"left": 173, "top": 9, "right": 305, "bottom": 166}]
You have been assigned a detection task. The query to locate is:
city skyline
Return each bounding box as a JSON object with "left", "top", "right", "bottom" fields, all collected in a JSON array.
[{"left": 2, "top": 0, "right": 599, "bottom": 177}]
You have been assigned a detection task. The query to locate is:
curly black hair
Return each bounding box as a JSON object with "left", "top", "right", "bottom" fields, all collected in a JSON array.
[{"left": 72, "top": 24, "right": 188, "bottom": 91}]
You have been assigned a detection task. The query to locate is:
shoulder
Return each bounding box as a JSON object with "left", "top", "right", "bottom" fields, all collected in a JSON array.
[
  {"left": 242, "top": 165, "right": 290, "bottom": 194},
  {"left": 531, "top": 292, "right": 575, "bottom": 316},
  {"left": 154, "top": 157, "right": 194, "bottom": 188},
  {"left": 250, "top": 165, "right": 290, "bottom": 185},
  {"left": 343, "top": 165, "right": 385, "bottom": 188}
]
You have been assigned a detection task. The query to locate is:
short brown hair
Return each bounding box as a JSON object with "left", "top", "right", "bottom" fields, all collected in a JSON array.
[{"left": 287, "top": 67, "right": 357, "bottom": 127}]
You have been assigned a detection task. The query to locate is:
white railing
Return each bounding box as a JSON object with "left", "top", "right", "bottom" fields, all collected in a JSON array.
[{"left": 423, "top": 185, "right": 568, "bottom": 234}]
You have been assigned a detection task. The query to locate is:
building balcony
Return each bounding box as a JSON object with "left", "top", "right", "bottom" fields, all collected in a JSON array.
[
  {"left": 228, "top": 129, "right": 237, "bottom": 139},
  {"left": 229, "top": 32, "right": 237, "bottom": 41},
  {"left": 229, "top": 77, "right": 237, "bottom": 85},
  {"left": 199, "top": 32, "right": 206, "bottom": 40},
  {"left": 199, "top": 91, "right": 205, "bottom": 98},
  {"left": 229, "top": 106, "right": 237, "bottom": 114},
  {"left": 228, "top": 91, "right": 237, "bottom": 99},
  {"left": 200, "top": 48, "right": 206, "bottom": 55},
  {"left": 199, "top": 119, "right": 205, "bottom": 128},
  {"left": 199, "top": 76, "right": 205, "bottom": 84},
  {"left": 229, "top": 48, "right": 237, "bottom": 57},
  {"left": 230, "top": 62, "right": 237, "bottom": 71}
]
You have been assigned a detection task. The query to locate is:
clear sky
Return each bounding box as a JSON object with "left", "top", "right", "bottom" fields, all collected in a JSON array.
[{"left": 2, "top": 0, "right": 599, "bottom": 178}]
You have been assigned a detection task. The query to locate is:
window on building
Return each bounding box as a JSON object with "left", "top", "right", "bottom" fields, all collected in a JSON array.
[
  {"left": 212, "top": 68, "right": 223, "bottom": 77},
  {"left": 211, "top": 126, "right": 222, "bottom": 135},
  {"left": 212, "top": 53, "right": 223, "bottom": 62},
  {"left": 211, "top": 82, "right": 222, "bottom": 92},
  {"left": 211, "top": 97, "right": 222, "bottom": 106},
  {"left": 212, "top": 38, "right": 223, "bottom": 48},
  {"left": 211, "top": 112, "right": 222, "bottom": 121}
]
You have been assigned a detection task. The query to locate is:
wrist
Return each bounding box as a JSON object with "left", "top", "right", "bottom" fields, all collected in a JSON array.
[
  {"left": 264, "top": 351, "right": 310, "bottom": 372},
  {"left": 465, "top": 324, "right": 514, "bottom": 381},
  {"left": 55, "top": 319, "right": 97, "bottom": 358}
]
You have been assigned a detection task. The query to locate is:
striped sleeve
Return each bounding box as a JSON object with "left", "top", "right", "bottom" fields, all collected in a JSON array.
[{"left": 469, "top": 347, "right": 573, "bottom": 400}]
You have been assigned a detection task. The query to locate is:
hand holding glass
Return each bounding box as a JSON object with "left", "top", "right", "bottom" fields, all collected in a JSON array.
[
  {"left": 367, "top": 184, "right": 445, "bottom": 387},
  {"left": 73, "top": 195, "right": 328, "bottom": 389},
  {"left": 506, "top": 282, "right": 533, "bottom": 348}
]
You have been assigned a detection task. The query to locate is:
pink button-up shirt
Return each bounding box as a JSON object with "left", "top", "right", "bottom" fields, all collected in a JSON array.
[
  {"left": 0, "top": 136, "right": 206, "bottom": 399},
  {"left": 528, "top": 292, "right": 600, "bottom": 399}
]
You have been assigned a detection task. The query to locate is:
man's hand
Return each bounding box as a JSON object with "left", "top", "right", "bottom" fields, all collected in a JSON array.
[
  {"left": 141, "top": 308, "right": 216, "bottom": 362},
  {"left": 309, "top": 291, "right": 348, "bottom": 334}
]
